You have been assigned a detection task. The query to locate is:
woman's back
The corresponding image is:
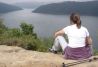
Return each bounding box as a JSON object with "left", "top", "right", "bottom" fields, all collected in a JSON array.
[{"left": 63, "top": 24, "right": 89, "bottom": 48}]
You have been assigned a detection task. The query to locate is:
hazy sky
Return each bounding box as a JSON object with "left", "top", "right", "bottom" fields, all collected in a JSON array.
[{"left": 0, "top": 0, "right": 96, "bottom": 4}]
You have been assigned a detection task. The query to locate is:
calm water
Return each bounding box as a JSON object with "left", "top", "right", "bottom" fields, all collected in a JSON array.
[{"left": 0, "top": 9, "right": 98, "bottom": 49}]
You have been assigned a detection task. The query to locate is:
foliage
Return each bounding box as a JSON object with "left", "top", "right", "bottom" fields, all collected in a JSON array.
[
  {"left": 20, "top": 22, "right": 37, "bottom": 38},
  {"left": 6, "top": 28, "right": 22, "bottom": 37},
  {"left": 0, "top": 28, "right": 5, "bottom": 34},
  {"left": 94, "top": 49, "right": 98, "bottom": 55},
  {"left": 0, "top": 21, "right": 53, "bottom": 52},
  {"left": 20, "top": 22, "right": 32, "bottom": 34},
  {"left": 0, "top": 20, "right": 7, "bottom": 34},
  {"left": 0, "top": 20, "right": 7, "bottom": 29}
]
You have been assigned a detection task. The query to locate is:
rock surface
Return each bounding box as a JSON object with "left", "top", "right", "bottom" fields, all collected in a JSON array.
[{"left": 0, "top": 45, "right": 98, "bottom": 67}]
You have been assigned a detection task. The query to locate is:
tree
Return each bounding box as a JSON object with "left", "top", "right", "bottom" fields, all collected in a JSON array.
[
  {"left": 0, "top": 20, "right": 7, "bottom": 34},
  {"left": 20, "top": 22, "right": 37, "bottom": 38},
  {"left": 0, "top": 20, "right": 7, "bottom": 29}
]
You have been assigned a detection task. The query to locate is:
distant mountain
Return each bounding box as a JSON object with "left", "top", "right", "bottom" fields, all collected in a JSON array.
[
  {"left": 33, "top": 1, "right": 98, "bottom": 16},
  {"left": 14, "top": 2, "right": 46, "bottom": 9},
  {"left": 0, "top": 2, "right": 22, "bottom": 13}
]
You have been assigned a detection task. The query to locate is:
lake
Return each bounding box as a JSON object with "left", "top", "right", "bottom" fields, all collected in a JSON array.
[{"left": 0, "top": 9, "right": 98, "bottom": 49}]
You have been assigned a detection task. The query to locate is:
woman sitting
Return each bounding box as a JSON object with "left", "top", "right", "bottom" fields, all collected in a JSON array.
[{"left": 49, "top": 13, "right": 93, "bottom": 60}]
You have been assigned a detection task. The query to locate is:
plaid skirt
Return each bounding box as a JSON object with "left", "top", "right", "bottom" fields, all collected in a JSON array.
[{"left": 64, "top": 46, "right": 93, "bottom": 60}]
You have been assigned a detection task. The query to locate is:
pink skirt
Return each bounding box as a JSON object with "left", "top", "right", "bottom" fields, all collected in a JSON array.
[{"left": 64, "top": 46, "right": 92, "bottom": 60}]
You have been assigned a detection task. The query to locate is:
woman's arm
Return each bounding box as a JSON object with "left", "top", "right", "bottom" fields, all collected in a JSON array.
[
  {"left": 54, "top": 29, "right": 65, "bottom": 37},
  {"left": 85, "top": 36, "right": 92, "bottom": 46}
]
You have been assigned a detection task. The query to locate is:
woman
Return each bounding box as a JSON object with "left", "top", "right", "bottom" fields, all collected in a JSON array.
[{"left": 49, "top": 13, "right": 93, "bottom": 60}]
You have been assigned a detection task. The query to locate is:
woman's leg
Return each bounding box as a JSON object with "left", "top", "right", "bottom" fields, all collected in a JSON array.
[{"left": 52, "top": 36, "right": 68, "bottom": 51}]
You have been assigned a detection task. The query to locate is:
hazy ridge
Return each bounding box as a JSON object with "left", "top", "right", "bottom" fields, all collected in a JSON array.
[
  {"left": 33, "top": 1, "right": 98, "bottom": 16},
  {"left": 0, "top": 2, "right": 22, "bottom": 13}
]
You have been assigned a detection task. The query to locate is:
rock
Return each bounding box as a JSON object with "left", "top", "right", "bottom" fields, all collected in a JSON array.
[{"left": 0, "top": 45, "right": 98, "bottom": 67}]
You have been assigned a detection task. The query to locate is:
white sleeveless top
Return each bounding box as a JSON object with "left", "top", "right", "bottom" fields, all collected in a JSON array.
[{"left": 63, "top": 24, "right": 89, "bottom": 48}]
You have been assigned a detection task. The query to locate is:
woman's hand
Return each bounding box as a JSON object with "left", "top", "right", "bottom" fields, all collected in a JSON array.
[{"left": 85, "top": 36, "right": 92, "bottom": 46}]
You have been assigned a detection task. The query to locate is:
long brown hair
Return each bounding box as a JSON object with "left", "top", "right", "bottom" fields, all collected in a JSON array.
[{"left": 70, "top": 13, "right": 81, "bottom": 29}]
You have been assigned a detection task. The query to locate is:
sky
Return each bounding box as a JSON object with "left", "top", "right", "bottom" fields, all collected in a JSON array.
[{"left": 0, "top": 0, "right": 96, "bottom": 4}]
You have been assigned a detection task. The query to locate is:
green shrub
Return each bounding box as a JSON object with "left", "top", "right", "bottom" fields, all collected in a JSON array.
[
  {"left": 37, "top": 37, "right": 54, "bottom": 52},
  {"left": 0, "top": 20, "right": 7, "bottom": 34},
  {"left": 0, "top": 35, "right": 38, "bottom": 50},
  {"left": 24, "top": 43, "right": 37, "bottom": 50},
  {"left": 93, "top": 49, "right": 98, "bottom": 55},
  {"left": 0, "top": 20, "right": 7, "bottom": 29},
  {"left": 0, "top": 21, "right": 54, "bottom": 52},
  {"left": 20, "top": 22, "right": 37, "bottom": 38},
  {"left": 18, "top": 35, "right": 38, "bottom": 51},
  {"left": 0, "top": 28, "right": 5, "bottom": 34},
  {"left": 11, "top": 28, "right": 22, "bottom": 37},
  {"left": 20, "top": 22, "right": 33, "bottom": 34}
]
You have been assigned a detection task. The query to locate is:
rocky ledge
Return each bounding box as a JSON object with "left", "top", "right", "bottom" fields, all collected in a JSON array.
[{"left": 0, "top": 45, "right": 98, "bottom": 67}]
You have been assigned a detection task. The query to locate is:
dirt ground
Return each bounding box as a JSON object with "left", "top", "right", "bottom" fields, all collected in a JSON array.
[{"left": 0, "top": 45, "right": 98, "bottom": 67}]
